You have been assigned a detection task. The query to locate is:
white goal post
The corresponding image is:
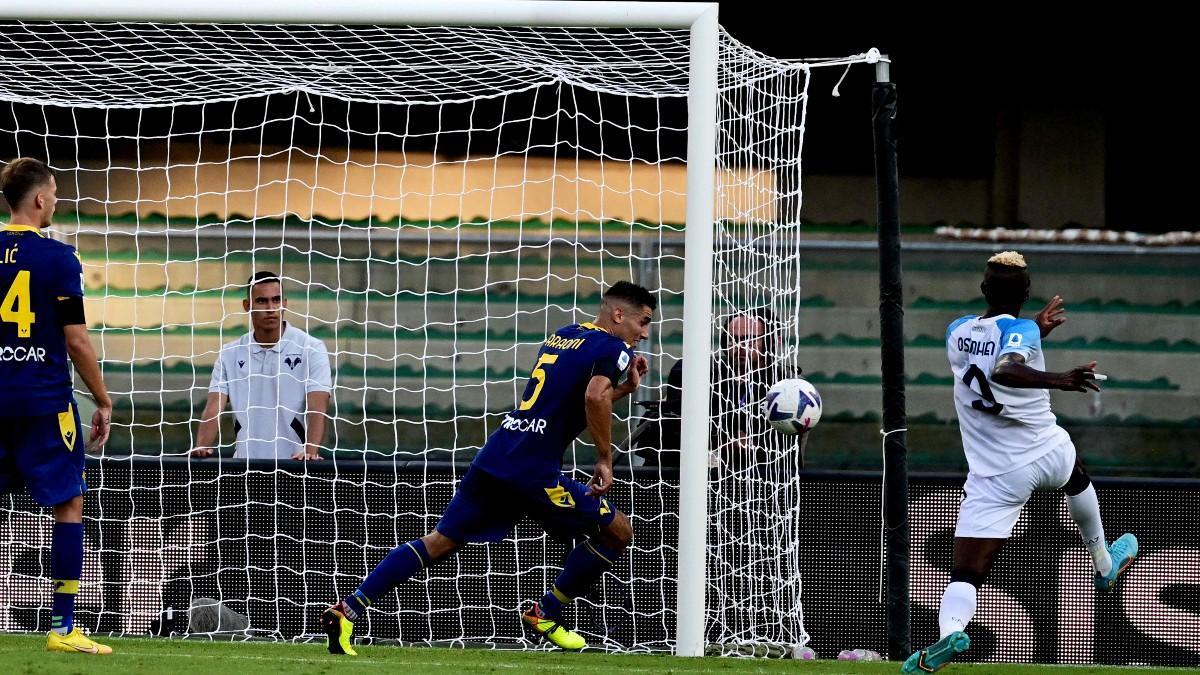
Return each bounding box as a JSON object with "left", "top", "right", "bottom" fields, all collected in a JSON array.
[{"left": 0, "top": 0, "right": 879, "bottom": 657}]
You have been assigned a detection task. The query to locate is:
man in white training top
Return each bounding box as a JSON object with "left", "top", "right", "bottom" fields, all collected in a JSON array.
[
  {"left": 902, "top": 251, "right": 1138, "bottom": 673},
  {"left": 191, "top": 272, "right": 332, "bottom": 460}
]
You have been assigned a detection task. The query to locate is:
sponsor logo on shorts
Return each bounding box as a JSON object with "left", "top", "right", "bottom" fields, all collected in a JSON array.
[
  {"left": 545, "top": 485, "right": 576, "bottom": 508},
  {"left": 59, "top": 404, "right": 78, "bottom": 451}
]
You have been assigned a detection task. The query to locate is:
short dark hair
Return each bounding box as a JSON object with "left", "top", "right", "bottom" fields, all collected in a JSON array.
[
  {"left": 246, "top": 271, "right": 283, "bottom": 299},
  {"left": 981, "top": 252, "right": 1031, "bottom": 310},
  {"left": 603, "top": 280, "right": 657, "bottom": 312},
  {"left": 0, "top": 157, "right": 54, "bottom": 211}
]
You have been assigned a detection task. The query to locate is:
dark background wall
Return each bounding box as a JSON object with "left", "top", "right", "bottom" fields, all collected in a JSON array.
[
  {"left": 3, "top": 11, "right": 1194, "bottom": 231},
  {"left": 716, "top": 7, "right": 1196, "bottom": 231}
]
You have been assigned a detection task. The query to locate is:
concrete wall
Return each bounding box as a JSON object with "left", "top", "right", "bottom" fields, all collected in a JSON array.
[
  {"left": 1012, "top": 106, "right": 1107, "bottom": 228},
  {"left": 59, "top": 145, "right": 779, "bottom": 225},
  {"left": 56, "top": 147, "right": 994, "bottom": 228}
]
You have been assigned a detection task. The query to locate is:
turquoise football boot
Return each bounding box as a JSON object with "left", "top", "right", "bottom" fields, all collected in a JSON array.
[
  {"left": 1095, "top": 533, "right": 1138, "bottom": 591},
  {"left": 900, "top": 631, "right": 970, "bottom": 673}
]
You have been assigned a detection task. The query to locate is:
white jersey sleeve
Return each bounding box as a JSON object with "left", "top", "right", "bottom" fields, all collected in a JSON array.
[
  {"left": 303, "top": 338, "right": 333, "bottom": 394},
  {"left": 209, "top": 350, "right": 229, "bottom": 395},
  {"left": 946, "top": 314, "right": 1069, "bottom": 477},
  {"left": 997, "top": 318, "right": 1040, "bottom": 362}
]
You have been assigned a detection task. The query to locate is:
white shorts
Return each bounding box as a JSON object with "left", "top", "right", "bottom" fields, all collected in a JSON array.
[{"left": 954, "top": 439, "right": 1077, "bottom": 539}]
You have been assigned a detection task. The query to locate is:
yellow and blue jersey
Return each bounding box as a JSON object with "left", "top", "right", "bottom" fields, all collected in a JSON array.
[
  {"left": 473, "top": 322, "right": 634, "bottom": 486},
  {"left": 0, "top": 224, "right": 84, "bottom": 416}
]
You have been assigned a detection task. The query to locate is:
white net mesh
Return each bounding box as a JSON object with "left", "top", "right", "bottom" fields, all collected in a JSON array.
[
  {"left": 706, "top": 39, "right": 832, "bottom": 654},
  {"left": 0, "top": 19, "right": 875, "bottom": 652}
]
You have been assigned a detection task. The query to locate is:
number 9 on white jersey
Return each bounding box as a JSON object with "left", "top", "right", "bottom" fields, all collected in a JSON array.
[{"left": 945, "top": 314, "right": 1069, "bottom": 477}]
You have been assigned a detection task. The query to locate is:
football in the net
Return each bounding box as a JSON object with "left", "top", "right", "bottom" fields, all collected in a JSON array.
[{"left": 764, "top": 378, "right": 822, "bottom": 434}]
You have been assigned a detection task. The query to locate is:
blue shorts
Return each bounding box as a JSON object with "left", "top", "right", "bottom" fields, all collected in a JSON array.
[
  {"left": 436, "top": 464, "right": 618, "bottom": 544},
  {"left": 0, "top": 401, "right": 88, "bottom": 507}
]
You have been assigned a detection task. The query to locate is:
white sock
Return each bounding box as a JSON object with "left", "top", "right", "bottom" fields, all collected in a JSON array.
[
  {"left": 1067, "top": 484, "right": 1112, "bottom": 576},
  {"left": 938, "top": 581, "right": 977, "bottom": 639}
]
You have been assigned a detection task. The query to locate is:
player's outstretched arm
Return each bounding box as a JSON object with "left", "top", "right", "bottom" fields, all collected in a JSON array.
[
  {"left": 992, "top": 353, "right": 1101, "bottom": 392},
  {"left": 63, "top": 324, "right": 113, "bottom": 453},
  {"left": 585, "top": 375, "right": 616, "bottom": 496}
]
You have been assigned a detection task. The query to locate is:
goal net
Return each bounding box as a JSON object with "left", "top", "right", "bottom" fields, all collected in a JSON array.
[{"left": 0, "top": 14, "right": 875, "bottom": 652}]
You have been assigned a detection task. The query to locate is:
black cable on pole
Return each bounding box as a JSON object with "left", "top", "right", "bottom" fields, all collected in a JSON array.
[{"left": 872, "top": 57, "right": 910, "bottom": 660}]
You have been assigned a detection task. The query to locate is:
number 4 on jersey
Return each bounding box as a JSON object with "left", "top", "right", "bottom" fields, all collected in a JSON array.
[{"left": 0, "top": 270, "right": 36, "bottom": 338}]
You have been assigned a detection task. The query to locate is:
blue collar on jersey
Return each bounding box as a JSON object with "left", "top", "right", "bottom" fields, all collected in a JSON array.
[{"left": 1, "top": 224, "right": 47, "bottom": 237}]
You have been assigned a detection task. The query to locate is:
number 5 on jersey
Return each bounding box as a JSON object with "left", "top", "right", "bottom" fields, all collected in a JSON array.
[
  {"left": 519, "top": 353, "right": 559, "bottom": 410},
  {"left": 1, "top": 270, "right": 36, "bottom": 338}
]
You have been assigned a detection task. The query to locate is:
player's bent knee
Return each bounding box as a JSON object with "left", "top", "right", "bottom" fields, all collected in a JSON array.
[
  {"left": 1062, "top": 460, "right": 1092, "bottom": 497},
  {"left": 423, "top": 530, "right": 461, "bottom": 561},
  {"left": 52, "top": 494, "right": 84, "bottom": 524},
  {"left": 949, "top": 568, "right": 986, "bottom": 588},
  {"left": 602, "top": 512, "right": 633, "bottom": 550}
]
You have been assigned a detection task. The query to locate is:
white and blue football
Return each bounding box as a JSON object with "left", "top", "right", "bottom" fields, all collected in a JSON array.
[{"left": 764, "top": 378, "right": 822, "bottom": 434}]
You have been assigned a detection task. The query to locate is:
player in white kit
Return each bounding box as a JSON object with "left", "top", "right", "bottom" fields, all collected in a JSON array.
[{"left": 902, "top": 251, "right": 1138, "bottom": 673}]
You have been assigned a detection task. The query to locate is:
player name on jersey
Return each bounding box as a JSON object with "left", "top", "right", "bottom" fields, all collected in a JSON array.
[
  {"left": 543, "top": 334, "right": 586, "bottom": 350},
  {"left": 954, "top": 337, "right": 996, "bottom": 356}
]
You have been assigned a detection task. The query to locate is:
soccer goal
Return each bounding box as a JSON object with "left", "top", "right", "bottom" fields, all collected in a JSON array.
[{"left": 0, "top": 0, "right": 890, "bottom": 657}]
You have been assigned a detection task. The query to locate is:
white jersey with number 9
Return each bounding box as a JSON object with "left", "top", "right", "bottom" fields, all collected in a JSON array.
[{"left": 945, "top": 314, "right": 1069, "bottom": 477}]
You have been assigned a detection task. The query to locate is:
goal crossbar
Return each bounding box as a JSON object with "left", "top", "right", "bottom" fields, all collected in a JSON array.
[{"left": 0, "top": 0, "right": 715, "bottom": 28}]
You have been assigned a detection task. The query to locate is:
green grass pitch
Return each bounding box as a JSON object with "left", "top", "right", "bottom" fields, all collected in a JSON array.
[{"left": 0, "top": 634, "right": 1193, "bottom": 674}]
